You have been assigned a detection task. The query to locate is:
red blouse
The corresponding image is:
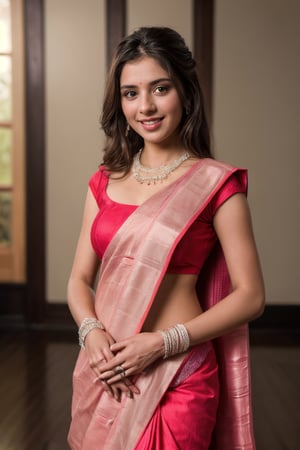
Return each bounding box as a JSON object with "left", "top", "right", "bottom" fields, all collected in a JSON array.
[{"left": 89, "top": 165, "right": 246, "bottom": 275}]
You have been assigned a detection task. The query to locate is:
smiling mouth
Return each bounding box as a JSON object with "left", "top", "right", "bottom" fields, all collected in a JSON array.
[{"left": 140, "top": 118, "right": 162, "bottom": 125}]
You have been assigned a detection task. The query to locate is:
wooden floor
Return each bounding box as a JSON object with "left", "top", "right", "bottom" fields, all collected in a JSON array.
[{"left": 0, "top": 329, "right": 299, "bottom": 450}]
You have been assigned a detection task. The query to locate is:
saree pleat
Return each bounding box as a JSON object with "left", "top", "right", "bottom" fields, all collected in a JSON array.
[{"left": 135, "top": 345, "right": 219, "bottom": 450}]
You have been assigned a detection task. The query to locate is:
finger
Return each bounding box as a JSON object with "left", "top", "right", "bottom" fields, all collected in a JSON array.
[
  {"left": 110, "top": 340, "right": 127, "bottom": 352},
  {"left": 92, "top": 377, "right": 114, "bottom": 397},
  {"left": 99, "top": 367, "right": 124, "bottom": 381},
  {"left": 112, "top": 380, "right": 140, "bottom": 398},
  {"left": 100, "top": 363, "right": 127, "bottom": 382},
  {"left": 123, "top": 379, "right": 140, "bottom": 394},
  {"left": 93, "top": 371, "right": 139, "bottom": 399},
  {"left": 89, "top": 356, "right": 108, "bottom": 379},
  {"left": 104, "top": 367, "right": 137, "bottom": 385},
  {"left": 98, "top": 356, "right": 124, "bottom": 374},
  {"left": 110, "top": 385, "right": 122, "bottom": 402},
  {"left": 90, "top": 357, "right": 106, "bottom": 369},
  {"left": 100, "top": 347, "right": 114, "bottom": 360}
]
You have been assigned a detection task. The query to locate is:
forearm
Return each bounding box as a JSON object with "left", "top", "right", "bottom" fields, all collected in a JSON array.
[
  {"left": 184, "top": 286, "right": 265, "bottom": 346},
  {"left": 67, "top": 277, "right": 98, "bottom": 327}
]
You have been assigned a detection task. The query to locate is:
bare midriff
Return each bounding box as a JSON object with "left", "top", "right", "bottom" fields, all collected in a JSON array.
[{"left": 141, "top": 273, "right": 203, "bottom": 332}]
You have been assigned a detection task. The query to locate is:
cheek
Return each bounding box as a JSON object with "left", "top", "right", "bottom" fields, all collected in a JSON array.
[
  {"left": 166, "top": 94, "right": 183, "bottom": 115},
  {"left": 169, "top": 101, "right": 183, "bottom": 124},
  {"left": 121, "top": 99, "right": 128, "bottom": 116},
  {"left": 121, "top": 101, "right": 135, "bottom": 122}
]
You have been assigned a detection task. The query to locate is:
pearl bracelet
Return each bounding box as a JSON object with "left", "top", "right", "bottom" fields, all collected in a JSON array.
[
  {"left": 78, "top": 317, "right": 105, "bottom": 350},
  {"left": 159, "top": 323, "right": 190, "bottom": 359}
]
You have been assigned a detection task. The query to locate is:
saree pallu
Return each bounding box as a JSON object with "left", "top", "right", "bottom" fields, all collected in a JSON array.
[
  {"left": 135, "top": 342, "right": 219, "bottom": 450},
  {"left": 68, "top": 158, "right": 255, "bottom": 450}
]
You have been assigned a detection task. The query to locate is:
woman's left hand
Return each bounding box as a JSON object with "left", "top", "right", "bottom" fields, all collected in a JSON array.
[{"left": 98, "top": 332, "right": 164, "bottom": 384}]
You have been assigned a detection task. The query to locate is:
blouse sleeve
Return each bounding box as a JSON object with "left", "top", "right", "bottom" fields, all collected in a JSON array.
[
  {"left": 88, "top": 166, "right": 107, "bottom": 207},
  {"left": 202, "top": 172, "right": 247, "bottom": 222}
]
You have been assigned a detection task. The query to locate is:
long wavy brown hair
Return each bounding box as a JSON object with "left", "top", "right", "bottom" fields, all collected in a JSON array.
[{"left": 101, "top": 26, "right": 213, "bottom": 174}]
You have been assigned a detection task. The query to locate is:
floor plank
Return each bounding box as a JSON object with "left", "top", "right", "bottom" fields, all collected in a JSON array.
[
  {"left": 251, "top": 345, "right": 300, "bottom": 450},
  {"left": 0, "top": 331, "right": 78, "bottom": 450}
]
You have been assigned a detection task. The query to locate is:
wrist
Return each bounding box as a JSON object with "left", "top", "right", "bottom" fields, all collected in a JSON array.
[
  {"left": 78, "top": 317, "right": 105, "bottom": 349},
  {"left": 154, "top": 331, "right": 165, "bottom": 359},
  {"left": 159, "top": 323, "right": 190, "bottom": 359}
]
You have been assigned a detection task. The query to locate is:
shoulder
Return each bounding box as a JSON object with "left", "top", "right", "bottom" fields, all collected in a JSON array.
[
  {"left": 199, "top": 158, "right": 248, "bottom": 220},
  {"left": 201, "top": 157, "right": 245, "bottom": 174},
  {"left": 88, "top": 165, "right": 109, "bottom": 203},
  {"left": 200, "top": 157, "right": 248, "bottom": 191}
]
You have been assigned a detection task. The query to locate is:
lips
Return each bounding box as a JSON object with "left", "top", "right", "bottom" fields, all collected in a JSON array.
[
  {"left": 139, "top": 117, "right": 163, "bottom": 131},
  {"left": 141, "top": 119, "right": 161, "bottom": 125}
]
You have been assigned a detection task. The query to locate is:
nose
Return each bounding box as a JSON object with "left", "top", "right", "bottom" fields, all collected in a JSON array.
[{"left": 139, "top": 93, "right": 156, "bottom": 115}]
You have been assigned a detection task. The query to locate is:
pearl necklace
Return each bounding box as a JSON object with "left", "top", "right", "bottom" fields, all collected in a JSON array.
[{"left": 132, "top": 149, "right": 191, "bottom": 185}]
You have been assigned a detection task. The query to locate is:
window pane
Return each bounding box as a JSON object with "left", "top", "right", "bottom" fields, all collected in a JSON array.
[
  {"left": 0, "top": 0, "right": 11, "bottom": 53},
  {"left": 0, "top": 55, "right": 11, "bottom": 121},
  {"left": 0, "top": 127, "right": 12, "bottom": 185},
  {"left": 0, "top": 190, "right": 11, "bottom": 246}
]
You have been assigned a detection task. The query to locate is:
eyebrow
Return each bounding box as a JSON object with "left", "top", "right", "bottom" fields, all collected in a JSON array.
[{"left": 120, "top": 77, "right": 172, "bottom": 90}]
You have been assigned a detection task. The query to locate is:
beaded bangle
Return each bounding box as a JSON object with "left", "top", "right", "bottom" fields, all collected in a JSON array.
[
  {"left": 159, "top": 323, "right": 190, "bottom": 359},
  {"left": 78, "top": 317, "right": 105, "bottom": 350}
]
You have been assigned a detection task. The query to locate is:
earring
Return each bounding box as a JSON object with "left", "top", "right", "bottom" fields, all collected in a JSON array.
[{"left": 125, "top": 124, "right": 130, "bottom": 137}]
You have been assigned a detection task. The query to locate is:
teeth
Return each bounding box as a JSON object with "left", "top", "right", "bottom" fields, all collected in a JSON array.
[{"left": 143, "top": 119, "right": 160, "bottom": 125}]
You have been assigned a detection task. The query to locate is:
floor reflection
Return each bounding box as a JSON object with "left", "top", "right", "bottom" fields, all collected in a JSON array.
[{"left": 0, "top": 330, "right": 78, "bottom": 450}]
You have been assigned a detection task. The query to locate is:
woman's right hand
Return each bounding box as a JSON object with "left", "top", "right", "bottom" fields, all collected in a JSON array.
[{"left": 84, "top": 328, "right": 140, "bottom": 401}]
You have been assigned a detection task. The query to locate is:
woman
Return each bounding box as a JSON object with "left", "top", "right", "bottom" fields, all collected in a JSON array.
[{"left": 67, "top": 27, "right": 265, "bottom": 449}]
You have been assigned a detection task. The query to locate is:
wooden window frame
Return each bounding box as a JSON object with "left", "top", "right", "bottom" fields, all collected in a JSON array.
[{"left": 0, "top": 0, "right": 26, "bottom": 283}]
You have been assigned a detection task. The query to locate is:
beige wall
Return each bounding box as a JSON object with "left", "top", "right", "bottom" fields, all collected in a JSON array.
[
  {"left": 45, "top": 0, "right": 300, "bottom": 305},
  {"left": 45, "top": 0, "right": 105, "bottom": 301},
  {"left": 127, "top": 0, "right": 193, "bottom": 49},
  {"left": 213, "top": 0, "right": 300, "bottom": 304}
]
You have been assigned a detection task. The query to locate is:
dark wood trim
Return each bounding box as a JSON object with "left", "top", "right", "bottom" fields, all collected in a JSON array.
[
  {"left": 44, "top": 303, "right": 76, "bottom": 329},
  {"left": 250, "top": 305, "right": 300, "bottom": 345},
  {"left": 193, "top": 0, "right": 214, "bottom": 127},
  {"left": 106, "top": 0, "right": 126, "bottom": 69},
  {"left": 0, "top": 284, "right": 26, "bottom": 315},
  {"left": 1, "top": 303, "right": 299, "bottom": 336},
  {"left": 250, "top": 305, "right": 300, "bottom": 332},
  {"left": 24, "top": 0, "right": 46, "bottom": 323}
]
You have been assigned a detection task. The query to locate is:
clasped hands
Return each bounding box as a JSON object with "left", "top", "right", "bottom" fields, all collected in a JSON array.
[{"left": 86, "top": 329, "right": 164, "bottom": 402}]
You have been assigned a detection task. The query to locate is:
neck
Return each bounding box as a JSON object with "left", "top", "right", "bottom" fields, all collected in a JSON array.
[
  {"left": 141, "top": 146, "right": 187, "bottom": 168},
  {"left": 132, "top": 148, "right": 191, "bottom": 185}
]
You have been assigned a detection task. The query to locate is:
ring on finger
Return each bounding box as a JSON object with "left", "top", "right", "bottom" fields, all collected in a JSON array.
[{"left": 114, "top": 365, "right": 126, "bottom": 376}]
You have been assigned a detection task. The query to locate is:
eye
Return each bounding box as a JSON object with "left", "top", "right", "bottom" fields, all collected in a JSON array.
[
  {"left": 154, "top": 85, "right": 169, "bottom": 95},
  {"left": 123, "top": 90, "right": 137, "bottom": 99}
]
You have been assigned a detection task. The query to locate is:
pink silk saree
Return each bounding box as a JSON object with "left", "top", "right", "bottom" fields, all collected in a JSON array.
[{"left": 68, "top": 158, "right": 255, "bottom": 450}]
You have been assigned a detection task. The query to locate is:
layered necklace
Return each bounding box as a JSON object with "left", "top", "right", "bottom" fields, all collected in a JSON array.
[{"left": 132, "top": 148, "right": 190, "bottom": 185}]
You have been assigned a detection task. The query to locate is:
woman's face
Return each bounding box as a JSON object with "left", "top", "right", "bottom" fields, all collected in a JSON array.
[{"left": 120, "top": 56, "right": 183, "bottom": 148}]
